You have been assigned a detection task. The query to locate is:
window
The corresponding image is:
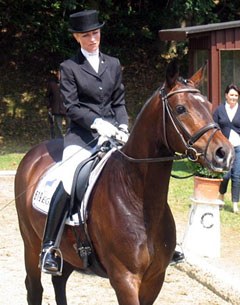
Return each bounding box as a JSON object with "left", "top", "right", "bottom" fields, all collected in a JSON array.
[{"left": 220, "top": 50, "right": 240, "bottom": 103}]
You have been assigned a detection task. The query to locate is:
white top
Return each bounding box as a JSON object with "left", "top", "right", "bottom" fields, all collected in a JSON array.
[
  {"left": 225, "top": 102, "right": 240, "bottom": 147},
  {"left": 81, "top": 48, "right": 99, "bottom": 73}
]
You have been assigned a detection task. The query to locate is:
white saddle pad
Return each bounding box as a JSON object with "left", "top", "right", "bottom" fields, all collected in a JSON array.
[{"left": 32, "top": 148, "right": 116, "bottom": 226}]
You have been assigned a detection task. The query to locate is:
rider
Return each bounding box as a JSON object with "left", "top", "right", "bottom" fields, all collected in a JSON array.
[
  {"left": 39, "top": 9, "right": 184, "bottom": 275},
  {"left": 40, "top": 9, "right": 129, "bottom": 275}
]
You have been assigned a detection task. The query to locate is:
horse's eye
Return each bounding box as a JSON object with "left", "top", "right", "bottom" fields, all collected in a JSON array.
[{"left": 176, "top": 105, "right": 186, "bottom": 114}]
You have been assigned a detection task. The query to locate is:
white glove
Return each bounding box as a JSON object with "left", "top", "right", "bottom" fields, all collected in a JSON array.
[
  {"left": 116, "top": 124, "right": 129, "bottom": 143},
  {"left": 118, "top": 124, "right": 129, "bottom": 134},
  {"left": 91, "top": 118, "right": 118, "bottom": 138},
  {"left": 115, "top": 129, "right": 129, "bottom": 144}
]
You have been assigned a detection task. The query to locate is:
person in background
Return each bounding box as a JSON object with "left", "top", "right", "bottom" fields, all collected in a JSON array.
[
  {"left": 213, "top": 83, "right": 240, "bottom": 214},
  {"left": 45, "top": 70, "right": 69, "bottom": 138}
]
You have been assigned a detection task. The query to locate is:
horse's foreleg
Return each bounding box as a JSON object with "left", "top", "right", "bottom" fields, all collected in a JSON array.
[
  {"left": 109, "top": 272, "right": 142, "bottom": 305},
  {"left": 110, "top": 269, "right": 165, "bottom": 305},
  {"left": 138, "top": 272, "right": 165, "bottom": 305},
  {"left": 52, "top": 260, "right": 75, "bottom": 305}
]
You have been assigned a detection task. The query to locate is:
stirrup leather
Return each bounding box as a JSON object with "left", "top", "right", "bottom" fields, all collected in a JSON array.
[{"left": 40, "top": 245, "right": 63, "bottom": 276}]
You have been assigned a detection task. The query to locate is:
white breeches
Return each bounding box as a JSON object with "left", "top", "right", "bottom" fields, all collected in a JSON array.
[{"left": 61, "top": 145, "right": 93, "bottom": 194}]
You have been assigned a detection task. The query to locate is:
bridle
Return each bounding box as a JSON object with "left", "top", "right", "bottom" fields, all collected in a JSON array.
[
  {"left": 118, "top": 86, "right": 220, "bottom": 163},
  {"left": 160, "top": 87, "right": 219, "bottom": 161}
]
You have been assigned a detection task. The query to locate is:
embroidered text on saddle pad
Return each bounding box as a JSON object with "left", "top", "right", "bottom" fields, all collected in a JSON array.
[{"left": 32, "top": 148, "right": 116, "bottom": 225}]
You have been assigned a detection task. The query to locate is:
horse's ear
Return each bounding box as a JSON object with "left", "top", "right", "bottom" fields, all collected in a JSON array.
[
  {"left": 190, "top": 61, "right": 207, "bottom": 88},
  {"left": 165, "top": 59, "right": 179, "bottom": 88}
]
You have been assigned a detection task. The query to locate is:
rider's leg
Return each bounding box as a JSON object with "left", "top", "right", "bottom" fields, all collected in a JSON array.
[
  {"left": 40, "top": 145, "right": 93, "bottom": 275},
  {"left": 40, "top": 181, "right": 69, "bottom": 274},
  {"left": 61, "top": 145, "right": 93, "bottom": 194}
]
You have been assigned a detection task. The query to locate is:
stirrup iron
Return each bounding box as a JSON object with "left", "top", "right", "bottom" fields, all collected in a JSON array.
[{"left": 40, "top": 246, "right": 63, "bottom": 276}]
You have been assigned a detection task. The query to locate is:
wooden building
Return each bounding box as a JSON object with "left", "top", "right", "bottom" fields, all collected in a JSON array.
[{"left": 159, "top": 21, "right": 240, "bottom": 110}]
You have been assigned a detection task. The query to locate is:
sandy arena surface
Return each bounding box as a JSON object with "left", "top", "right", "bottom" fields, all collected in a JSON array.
[{"left": 0, "top": 175, "right": 237, "bottom": 304}]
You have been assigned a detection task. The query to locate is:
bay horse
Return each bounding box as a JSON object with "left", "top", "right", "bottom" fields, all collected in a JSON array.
[{"left": 15, "top": 61, "right": 234, "bottom": 305}]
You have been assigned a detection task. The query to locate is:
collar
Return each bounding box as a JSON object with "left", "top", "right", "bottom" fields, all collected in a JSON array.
[
  {"left": 81, "top": 48, "right": 99, "bottom": 58},
  {"left": 225, "top": 102, "right": 238, "bottom": 111}
]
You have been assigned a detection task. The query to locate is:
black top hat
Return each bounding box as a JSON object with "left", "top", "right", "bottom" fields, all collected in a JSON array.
[{"left": 69, "top": 10, "right": 105, "bottom": 33}]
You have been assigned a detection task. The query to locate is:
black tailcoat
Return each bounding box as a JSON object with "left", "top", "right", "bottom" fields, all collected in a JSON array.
[{"left": 60, "top": 49, "right": 128, "bottom": 148}]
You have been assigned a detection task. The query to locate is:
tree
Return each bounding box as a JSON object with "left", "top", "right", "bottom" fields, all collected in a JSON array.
[{"left": 1, "top": 0, "right": 239, "bottom": 70}]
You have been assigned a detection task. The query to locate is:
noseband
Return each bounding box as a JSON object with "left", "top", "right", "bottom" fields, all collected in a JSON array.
[{"left": 117, "top": 86, "right": 219, "bottom": 163}]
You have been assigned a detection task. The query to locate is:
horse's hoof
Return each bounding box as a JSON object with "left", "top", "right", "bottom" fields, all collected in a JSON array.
[{"left": 170, "top": 250, "right": 185, "bottom": 266}]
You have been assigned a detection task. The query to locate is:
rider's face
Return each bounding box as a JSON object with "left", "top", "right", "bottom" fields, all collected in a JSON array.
[{"left": 73, "top": 29, "right": 101, "bottom": 53}]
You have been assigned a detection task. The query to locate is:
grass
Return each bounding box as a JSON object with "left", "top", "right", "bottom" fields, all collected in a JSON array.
[
  {"left": 0, "top": 153, "right": 25, "bottom": 170},
  {"left": 0, "top": 147, "right": 239, "bottom": 230},
  {"left": 0, "top": 141, "right": 32, "bottom": 170}
]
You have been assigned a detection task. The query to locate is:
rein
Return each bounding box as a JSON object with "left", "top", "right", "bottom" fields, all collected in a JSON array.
[{"left": 117, "top": 149, "right": 188, "bottom": 163}]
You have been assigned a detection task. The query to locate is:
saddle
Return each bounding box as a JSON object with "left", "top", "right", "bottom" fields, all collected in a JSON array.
[{"left": 70, "top": 152, "right": 101, "bottom": 213}]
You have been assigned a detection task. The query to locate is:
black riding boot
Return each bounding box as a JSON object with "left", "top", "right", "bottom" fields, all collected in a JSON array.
[{"left": 40, "top": 181, "right": 70, "bottom": 275}]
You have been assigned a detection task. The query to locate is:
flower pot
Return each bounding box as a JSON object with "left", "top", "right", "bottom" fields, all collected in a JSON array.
[{"left": 193, "top": 176, "right": 223, "bottom": 202}]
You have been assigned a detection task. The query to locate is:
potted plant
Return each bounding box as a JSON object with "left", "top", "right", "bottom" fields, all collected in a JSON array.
[{"left": 187, "top": 161, "right": 224, "bottom": 202}]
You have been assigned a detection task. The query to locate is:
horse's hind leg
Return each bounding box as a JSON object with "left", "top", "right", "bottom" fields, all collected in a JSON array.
[
  {"left": 24, "top": 246, "right": 43, "bottom": 305},
  {"left": 52, "top": 260, "right": 75, "bottom": 305}
]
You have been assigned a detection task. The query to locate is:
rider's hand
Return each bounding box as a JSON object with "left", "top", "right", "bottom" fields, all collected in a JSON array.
[
  {"left": 118, "top": 124, "right": 129, "bottom": 134},
  {"left": 91, "top": 118, "right": 118, "bottom": 138},
  {"left": 116, "top": 124, "right": 129, "bottom": 143},
  {"left": 115, "top": 129, "right": 129, "bottom": 144}
]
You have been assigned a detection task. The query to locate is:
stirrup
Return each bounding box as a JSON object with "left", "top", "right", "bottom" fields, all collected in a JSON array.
[{"left": 40, "top": 246, "right": 63, "bottom": 276}]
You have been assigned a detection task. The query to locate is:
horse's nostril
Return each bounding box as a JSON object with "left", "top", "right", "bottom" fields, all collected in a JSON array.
[
  {"left": 214, "top": 146, "right": 233, "bottom": 172},
  {"left": 216, "top": 147, "right": 226, "bottom": 160}
]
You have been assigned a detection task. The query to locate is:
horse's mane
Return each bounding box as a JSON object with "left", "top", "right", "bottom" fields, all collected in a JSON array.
[{"left": 130, "top": 87, "right": 160, "bottom": 131}]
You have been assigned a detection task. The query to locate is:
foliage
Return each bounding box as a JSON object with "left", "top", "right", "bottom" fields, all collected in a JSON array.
[
  {"left": 1, "top": 1, "right": 240, "bottom": 149},
  {"left": 160, "top": 0, "right": 240, "bottom": 66},
  {"left": 1, "top": 1, "right": 239, "bottom": 70},
  {"left": 186, "top": 161, "right": 224, "bottom": 179},
  {"left": 169, "top": 0, "right": 240, "bottom": 27},
  {"left": 169, "top": 0, "right": 218, "bottom": 27}
]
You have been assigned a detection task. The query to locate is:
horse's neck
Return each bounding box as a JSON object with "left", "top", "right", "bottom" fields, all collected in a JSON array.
[
  {"left": 144, "top": 162, "right": 173, "bottom": 195},
  {"left": 124, "top": 94, "right": 164, "bottom": 160},
  {"left": 121, "top": 91, "right": 174, "bottom": 209},
  {"left": 121, "top": 158, "right": 173, "bottom": 202},
  {"left": 121, "top": 161, "right": 173, "bottom": 229}
]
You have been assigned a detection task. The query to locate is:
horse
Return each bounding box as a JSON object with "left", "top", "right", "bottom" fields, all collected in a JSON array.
[{"left": 14, "top": 60, "right": 234, "bottom": 305}]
